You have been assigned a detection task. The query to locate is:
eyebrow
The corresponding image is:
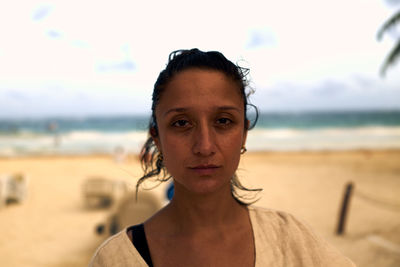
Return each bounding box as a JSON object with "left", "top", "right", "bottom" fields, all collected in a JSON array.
[
  {"left": 164, "top": 106, "right": 241, "bottom": 116},
  {"left": 164, "top": 107, "right": 188, "bottom": 116}
]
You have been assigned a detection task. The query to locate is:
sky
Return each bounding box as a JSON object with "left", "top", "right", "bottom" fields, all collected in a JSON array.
[{"left": 0, "top": 0, "right": 399, "bottom": 118}]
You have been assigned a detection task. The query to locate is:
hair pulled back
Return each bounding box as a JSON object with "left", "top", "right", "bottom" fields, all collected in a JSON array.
[{"left": 137, "top": 48, "right": 261, "bottom": 204}]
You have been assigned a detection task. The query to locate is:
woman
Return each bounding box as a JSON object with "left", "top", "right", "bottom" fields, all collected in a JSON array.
[{"left": 90, "top": 49, "right": 355, "bottom": 267}]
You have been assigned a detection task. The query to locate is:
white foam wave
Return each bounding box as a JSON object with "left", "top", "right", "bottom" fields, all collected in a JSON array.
[
  {"left": 0, "top": 130, "right": 148, "bottom": 156},
  {"left": 247, "top": 126, "right": 400, "bottom": 151},
  {"left": 1, "top": 127, "right": 400, "bottom": 156}
]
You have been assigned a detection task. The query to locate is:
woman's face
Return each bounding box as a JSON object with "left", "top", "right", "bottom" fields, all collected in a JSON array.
[{"left": 154, "top": 68, "right": 248, "bottom": 196}]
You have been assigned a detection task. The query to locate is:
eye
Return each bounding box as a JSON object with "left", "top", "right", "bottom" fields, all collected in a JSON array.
[
  {"left": 216, "top": 117, "right": 233, "bottom": 125},
  {"left": 172, "top": 119, "right": 190, "bottom": 128}
]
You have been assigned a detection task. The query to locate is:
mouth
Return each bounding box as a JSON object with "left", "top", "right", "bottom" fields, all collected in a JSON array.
[{"left": 189, "top": 164, "right": 221, "bottom": 175}]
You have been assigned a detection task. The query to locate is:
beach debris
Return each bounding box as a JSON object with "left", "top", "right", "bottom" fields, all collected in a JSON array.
[
  {"left": 337, "top": 181, "right": 400, "bottom": 236},
  {"left": 46, "top": 121, "right": 61, "bottom": 147},
  {"left": 113, "top": 145, "right": 127, "bottom": 163},
  {"left": 336, "top": 182, "right": 354, "bottom": 235},
  {"left": 367, "top": 234, "right": 400, "bottom": 255},
  {"left": 96, "top": 190, "right": 162, "bottom": 236},
  {"left": 82, "top": 176, "right": 128, "bottom": 209},
  {"left": 0, "top": 173, "right": 28, "bottom": 208}
]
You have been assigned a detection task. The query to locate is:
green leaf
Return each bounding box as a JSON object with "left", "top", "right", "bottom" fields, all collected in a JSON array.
[
  {"left": 377, "top": 9, "right": 400, "bottom": 40},
  {"left": 380, "top": 40, "right": 400, "bottom": 76}
]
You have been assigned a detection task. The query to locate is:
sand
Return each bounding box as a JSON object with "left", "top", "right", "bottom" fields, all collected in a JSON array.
[{"left": 0, "top": 150, "right": 399, "bottom": 267}]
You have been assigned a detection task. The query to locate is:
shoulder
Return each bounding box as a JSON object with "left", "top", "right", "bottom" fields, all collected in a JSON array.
[
  {"left": 248, "top": 206, "right": 356, "bottom": 266},
  {"left": 249, "top": 206, "right": 319, "bottom": 244},
  {"left": 248, "top": 205, "right": 297, "bottom": 224},
  {"left": 89, "top": 228, "right": 147, "bottom": 267},
  {"left": 249, "top": 206, "right": 319, "bottom": 235},
  {"left": 249, "top": 205, "right": 330, "bottom": 241}
]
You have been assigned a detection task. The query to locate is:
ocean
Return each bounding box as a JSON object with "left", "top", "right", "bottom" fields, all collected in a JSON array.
[{"left": 1, "top": 111, "right": 399, "bottom": 156}]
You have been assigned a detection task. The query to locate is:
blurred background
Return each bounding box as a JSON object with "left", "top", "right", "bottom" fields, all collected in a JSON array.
[
  {"left": 0, "top": 0, "right": 400, "bottom": 155},
  {"left": 0, "top": 0, "right": 399, "bottom": 266}
]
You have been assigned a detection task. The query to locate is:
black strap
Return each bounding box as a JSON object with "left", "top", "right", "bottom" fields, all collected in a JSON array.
[{"left": 128, "top": 224, "right": 154, "bottom": 267}]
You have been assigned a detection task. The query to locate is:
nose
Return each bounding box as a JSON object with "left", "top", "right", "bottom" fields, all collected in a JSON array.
[{"left": 192, "top": 122, "right": 216, "bottom": 157}]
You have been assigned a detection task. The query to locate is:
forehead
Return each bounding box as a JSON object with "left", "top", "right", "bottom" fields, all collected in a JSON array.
[{"left": 157, "top": 69, "right": 243, "bottom": 113}]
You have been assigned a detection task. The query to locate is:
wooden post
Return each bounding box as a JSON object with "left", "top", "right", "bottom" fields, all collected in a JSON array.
[{"left": 336, "top": 182, "right": 354, "bottom": 235}]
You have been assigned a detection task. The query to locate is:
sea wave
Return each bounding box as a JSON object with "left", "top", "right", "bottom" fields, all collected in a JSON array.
[
  {"left": 246, "top": 126, "right": 400, "bottom": 151},
  {"left": 1, "top": 127, "right": 400, "bottom": 156},
  {"left": 0, "top": 130, "right": 148, "bottom": 156}
]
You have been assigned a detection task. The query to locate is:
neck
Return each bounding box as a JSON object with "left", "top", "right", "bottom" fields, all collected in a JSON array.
[{"left": 164, "top": 183, "right": 247, "bottom": 232}]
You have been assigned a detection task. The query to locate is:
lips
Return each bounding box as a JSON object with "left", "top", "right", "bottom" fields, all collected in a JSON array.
[
  {"left": 191, "top": 164, "right": 219, "bottom": 169},
  {"left": 189, "top": 164, "right": 220, "bottom": 175}
]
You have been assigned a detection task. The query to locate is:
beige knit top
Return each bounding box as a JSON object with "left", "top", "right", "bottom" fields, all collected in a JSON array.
[{"left": 89, "top": 206, "right": 356, "bottom": 267}]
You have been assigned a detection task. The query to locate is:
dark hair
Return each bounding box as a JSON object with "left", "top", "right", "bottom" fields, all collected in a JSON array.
[{"left": 137, "top": 48, "right": 261, "bottom": 204}]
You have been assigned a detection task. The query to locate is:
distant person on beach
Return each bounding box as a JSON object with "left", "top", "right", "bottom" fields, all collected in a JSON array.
[
  {"left": 89, "top": 49, "right": 355, "bottom": 266},
  {"left": 46, "top": 121, "right": 61, "bottom": 147}
]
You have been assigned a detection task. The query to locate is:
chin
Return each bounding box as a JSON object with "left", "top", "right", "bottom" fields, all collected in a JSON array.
[{"left": 179, "top": 178, "right": 230, "bottom": 196}]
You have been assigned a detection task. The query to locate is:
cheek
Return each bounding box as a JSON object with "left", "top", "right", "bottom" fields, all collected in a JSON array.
[
  {"left": 219, "top": 131, "right": 245, "bottom": 165},
  {"left": 222, "top": 130, "right": 245, "bottom": 151},
  {"left": 159, "top": 135, "right": 188, "bottom": 170},
  {"left": 228, "top": 145, "right": 242, "bottom": 169}
]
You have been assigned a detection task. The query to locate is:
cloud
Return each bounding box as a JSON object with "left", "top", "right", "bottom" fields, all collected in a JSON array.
[
  {"left": 246, "top": 29, "right": 276, "bottom": 49},
  {"left": 97, "top": 60, "right": 136, "bottom": 72},
  {"left": 32, "top": 5, "right": 52, "bottom": 21},
  {"left": 385, "top": 0, "right": 400, "bottom": 7},
  {"left": 3, "top": 90, "right": 29, "bottom": 101},
  {"left": 47, "top": 30, "right": 62, "bottom": 39},
  {"left": 312, "top": 80, "right": 348, "bottom": 96}
]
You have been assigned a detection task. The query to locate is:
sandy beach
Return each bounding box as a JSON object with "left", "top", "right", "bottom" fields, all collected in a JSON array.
[{"left": 0, "top": 150, "right": 399, "bottom": 267}]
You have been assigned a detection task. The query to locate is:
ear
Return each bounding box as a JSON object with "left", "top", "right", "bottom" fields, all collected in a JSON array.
[
  {"left": 245, "top": 119, "right": 250, "bottom": 130},
  {"left": 242, "top": 120, "right": 250, "bottom": 147},
  {"left": 150, "top": 127, "right": 161, "bottom": 151}
]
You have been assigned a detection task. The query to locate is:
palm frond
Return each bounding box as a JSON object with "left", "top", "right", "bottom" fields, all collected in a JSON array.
[
  {"left": 377, "top": 9, "right": 400, "bottom": 40},
  {"left": 380, "top": 40, "right": 400, "bottom": 76}
]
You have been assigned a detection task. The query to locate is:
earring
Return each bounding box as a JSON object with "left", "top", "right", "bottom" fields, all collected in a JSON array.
[{"left": 240, "top": 146, "right": 247, "bottom": 154}]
